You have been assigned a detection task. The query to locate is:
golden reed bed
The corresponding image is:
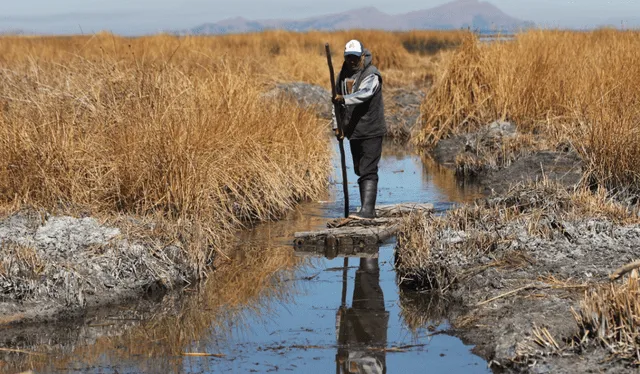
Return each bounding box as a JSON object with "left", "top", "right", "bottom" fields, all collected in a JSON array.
[
  {"left": 0, "top": 30, "right": 463, "bottom": 268},
  {"left": 417, "top": 29, "right": 640, "bottom": 190}
]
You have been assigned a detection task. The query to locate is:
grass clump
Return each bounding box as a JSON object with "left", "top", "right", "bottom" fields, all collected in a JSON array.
[
  {"left": 572, "top": 271, "right": 640, "bottom": 362},
  {"left": 0, "top": 242, "right": 44, "bottom": 300}
]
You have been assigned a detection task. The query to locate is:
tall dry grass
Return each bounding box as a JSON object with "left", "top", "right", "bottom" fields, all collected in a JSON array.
[
  {"left": 416, "top": 29, "right": 640, "bottom": 190},
  {"left": 201, "top": 30, "right": 466, "bottom": 88},
  {"left": 0, "top": 33, "right": 331, "bottom": 271}
]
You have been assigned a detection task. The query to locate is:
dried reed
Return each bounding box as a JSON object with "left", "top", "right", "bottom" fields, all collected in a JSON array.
[
  {"left": 572, "top": 270, "right": 640, "bottom": 362},
  {"left": 416, "top": 29, "right": 640, "bottom": 190},
  {"left": 396, "top": 181, "right": 639, "bottom": 292},
  {"left": 0, "top": 34, "right": 331, "bottom": 273}
]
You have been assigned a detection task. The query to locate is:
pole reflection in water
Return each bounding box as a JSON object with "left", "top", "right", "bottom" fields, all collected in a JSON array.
[{"left": 336, "top": 256, "right": 389, "bottom": 374}]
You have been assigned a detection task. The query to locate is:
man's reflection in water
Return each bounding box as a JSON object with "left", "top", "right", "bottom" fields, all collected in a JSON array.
[{"left": 336, "top": 257, "right": 389, "bottom": 374}]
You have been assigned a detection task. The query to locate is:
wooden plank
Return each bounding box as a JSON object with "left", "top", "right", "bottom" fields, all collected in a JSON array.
[
  {"left": 293, "top": 203, "right": 433, "bottom": 257},
  {"left": 327, "top": 217, "right": 397, "bottom": 228}
]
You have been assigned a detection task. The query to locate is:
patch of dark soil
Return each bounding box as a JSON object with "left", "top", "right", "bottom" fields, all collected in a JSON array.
[
  {"left": 432, "top": 121, "right": 519, "bottom": 167},
  {"left": 432, "top": 134, "right": 466, "bottom": 166},
  {"left": 429, "top": 121, "right": 583, "bottom": 193},
  {"left": 0, "top": 210, "right": 198, "bottom": 325},
  {"left": 395, "top": 183, "right": 640, "bottom": 373},
  {"left": 482, "top": 151, "right": 583, "bottom": 194},
  {"left": 515, "top": 349, "right": 634, "bottom": 374},
  {"left": 402, "top": 38, "right": 461, "bottom": 56},
  {"left": 456, "top": 285, "right": 579, "bottom": 363},
  {"left": 385, "top": 89, "right": 426, "bottom": 144}
]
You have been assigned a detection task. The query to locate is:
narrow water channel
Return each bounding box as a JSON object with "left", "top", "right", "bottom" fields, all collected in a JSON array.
[{"left": 6, "top": 142, "right": 489, "bottom": 374}]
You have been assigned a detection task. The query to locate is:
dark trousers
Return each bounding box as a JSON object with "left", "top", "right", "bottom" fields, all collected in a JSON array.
[{"left": 349, "top": 136, "right": 383, "bottom": 184}]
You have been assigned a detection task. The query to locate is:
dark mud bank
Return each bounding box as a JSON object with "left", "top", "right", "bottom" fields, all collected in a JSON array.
[
  {"left": 0, "top": 210, "right": 196, "bottom": 325},
  {"left": 445, "top": 190, "right": 636, "bottom": 373},
  {"left": 430, "top": 121, "right": 583, "bottom": 194}
]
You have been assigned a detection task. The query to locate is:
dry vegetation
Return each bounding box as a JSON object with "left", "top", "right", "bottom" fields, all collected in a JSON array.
[
  {"left": 572, "top": 271, "right": 640, "bottom": 362},
  {"left": 0, "top": 29, "right": 466, "bottom": 369},
  {"left": 0, "top": 33, "right": 334, "bottom": 274},
  {"left": 396, "top": 180, "right": 640, "bottom": 365},
  {"left": 0, "top": 30, "right": 465, "bottom": 274},
  {"left": 405, "top": 29, "right": 640, "bottom": 366},
  {"left": 416, "top": 29, "right": 640, "bottom": 190},
  {"left": 396, "top": 182, "right": 639, "bottom": 292}
]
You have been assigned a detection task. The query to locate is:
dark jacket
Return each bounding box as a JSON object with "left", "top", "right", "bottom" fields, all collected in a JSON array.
[{"left": 336, "top": 49, "right": 386, "bottom": 140}]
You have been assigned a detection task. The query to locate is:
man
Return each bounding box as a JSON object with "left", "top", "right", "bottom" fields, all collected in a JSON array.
[{"left": 333, "top": 39, "right": 386, "bottom": 219}]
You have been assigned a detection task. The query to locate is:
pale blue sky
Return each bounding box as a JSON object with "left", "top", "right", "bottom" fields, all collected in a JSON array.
[{"left": 2, "top": 0, "right": 640, "bottom": 34}]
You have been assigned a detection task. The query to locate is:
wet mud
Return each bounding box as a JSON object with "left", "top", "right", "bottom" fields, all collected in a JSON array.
[
  {"left": 263, "top": 82, "right": 333, "bottom": 120},
  {"left": 384, "top": 89, "right": 426, "bottom": 144},
  {"left": 430, "top": 121, "right": 583, "bottom": 194}
]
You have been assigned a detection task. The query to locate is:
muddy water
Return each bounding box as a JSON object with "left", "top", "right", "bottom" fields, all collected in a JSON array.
[{"left": 5, "top": 143, "right": 488, "bottom": 374}]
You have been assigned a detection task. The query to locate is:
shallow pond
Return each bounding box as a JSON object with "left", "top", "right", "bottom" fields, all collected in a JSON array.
[{"left": 5, "top": 142, "right": 489, "bottom": 373}]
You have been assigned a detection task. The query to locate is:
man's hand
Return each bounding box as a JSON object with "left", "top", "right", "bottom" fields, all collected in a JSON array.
[
  {"left": 334, "top": 128, "right": 344, "bottom": 140},
  {"left": 332, "top": 94, "right": 344, "bottom": 105}
]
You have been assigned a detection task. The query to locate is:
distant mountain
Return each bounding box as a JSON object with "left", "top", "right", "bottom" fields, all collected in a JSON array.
[
  {"left": 183, "top": 0, "right": 533, "bottom": 35},
  {"left": 402, "top": 0, "right": 531, "bottom": 30}
]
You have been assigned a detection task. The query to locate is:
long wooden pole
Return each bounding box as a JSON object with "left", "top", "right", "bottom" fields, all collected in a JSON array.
[
  {"left": 325, "top": 43, "right": 350, "bottom": 219},
  {"left": 328, "top": 47, "right": 350, "bottom": 374}
]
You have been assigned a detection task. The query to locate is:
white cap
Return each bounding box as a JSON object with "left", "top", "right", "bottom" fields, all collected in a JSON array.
[{"left": 344, "top": 39, "right": 363, "bottom": 57}]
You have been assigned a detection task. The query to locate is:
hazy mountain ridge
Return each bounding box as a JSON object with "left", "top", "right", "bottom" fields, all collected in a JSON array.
[{"left": 184, "top": 0, "right": 534, "bottom": 35}]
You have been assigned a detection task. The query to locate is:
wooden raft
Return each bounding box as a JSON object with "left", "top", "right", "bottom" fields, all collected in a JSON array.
[{"left": 293, "top": 203, "right": 434, "bottom": 258}]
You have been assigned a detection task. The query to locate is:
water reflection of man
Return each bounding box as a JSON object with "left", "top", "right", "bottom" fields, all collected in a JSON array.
[{"left": 336, "top": 258, "right": 389, "bottom": 374}]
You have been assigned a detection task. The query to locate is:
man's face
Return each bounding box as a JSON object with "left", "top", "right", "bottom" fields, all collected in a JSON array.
[{"left": 345, "top": 54, "right": 361, "bottom": 71}]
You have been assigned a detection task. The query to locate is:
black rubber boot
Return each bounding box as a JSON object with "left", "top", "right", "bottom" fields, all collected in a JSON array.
[{"left": 350, "top": 180, "right": 377, "bottom": 219}]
